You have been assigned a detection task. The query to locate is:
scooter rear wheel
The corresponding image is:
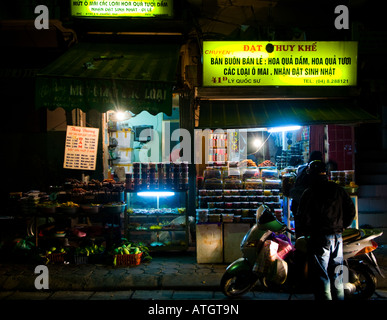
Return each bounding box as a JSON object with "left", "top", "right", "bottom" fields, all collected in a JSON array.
[
  {"left": 221, "top": 271, "right": 256, "bottom": 298},
  {"left": 347, "top": 260, "right": 377, "bottom": 300}
]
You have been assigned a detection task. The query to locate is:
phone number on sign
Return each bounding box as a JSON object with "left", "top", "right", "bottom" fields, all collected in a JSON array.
[{"left": 315, "top": 79, "right": 349, "bottom": 84}]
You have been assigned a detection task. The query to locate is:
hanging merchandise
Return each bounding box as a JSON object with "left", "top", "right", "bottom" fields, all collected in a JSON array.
[{"left": 110, "top": 128, "right": 134, "bottom": 174}]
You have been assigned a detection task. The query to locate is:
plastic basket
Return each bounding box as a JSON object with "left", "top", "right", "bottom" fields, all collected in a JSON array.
[
  {"left": 113, "top": 253, "right": 142, "bottom": 266},
  {"left": 47, "top": 253, "right": 66, "bottom": 263},
  {"left": 74, "top": 254, "right": 89, "bottom": 264}
]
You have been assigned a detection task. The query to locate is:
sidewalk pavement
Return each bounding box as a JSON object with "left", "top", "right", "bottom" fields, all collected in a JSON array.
[{"left": 1, "top": 246, "right": 387, "bottom": 297}]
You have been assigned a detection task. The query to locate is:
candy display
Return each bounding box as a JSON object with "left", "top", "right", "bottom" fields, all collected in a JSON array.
[{"left": 198, "top": 162, "right": 283, "bottom": 223}]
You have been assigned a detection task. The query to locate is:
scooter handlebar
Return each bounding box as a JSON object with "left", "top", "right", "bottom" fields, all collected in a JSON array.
[{"left": 285, "top": 227, "right": 295, "bottom": 235}]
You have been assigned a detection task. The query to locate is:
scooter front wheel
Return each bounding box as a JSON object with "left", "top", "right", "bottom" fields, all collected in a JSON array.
[{"left": 221, "top": 271, "right": 257, "bottom": 298}]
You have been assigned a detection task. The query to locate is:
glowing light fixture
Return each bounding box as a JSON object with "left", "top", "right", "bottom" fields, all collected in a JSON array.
[
  {"left": 110, "top": 110, "right": 132, "bottom": 121},
  {"left": 137, "top": 191, "right": 175, "bottom": 197},
  {"left": 115, "top": 111, "right": 127, "bottom": 121},
  {"left": 268, "top": 125, "right": 302, "bottom": 133},
  {"left": 253, "top": 138, "right": 262, "bottom": 148},
  {"left": 136, "top": 191, "right": 175, "bottom": 209}
]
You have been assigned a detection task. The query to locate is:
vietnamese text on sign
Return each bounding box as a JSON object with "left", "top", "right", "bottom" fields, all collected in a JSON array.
[
  {"left": 64, "top": 126, "right": 99, "bottom": 171},
  {"left": 203, "top": 41, "right": 358, "bottom": 86},
  {"left": 71, "top": 0, "right": 174, "bottom": 18}
]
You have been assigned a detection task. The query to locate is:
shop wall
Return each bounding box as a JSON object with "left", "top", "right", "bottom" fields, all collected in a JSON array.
[
  {"left": 1, "top": 131, "right": 70, "bottom": 201},
  {"left": 328, "top": 125, "right": 354, "bottom": 170},
  {"left": 114, "top": 98, "right": 179, "bottom": 164},
  {"left": 308, "top": 125, "right": 355, "bottom": 170},
  {"left": 309, "top": 125, "right": 325, "bottom": 158},
  {"left": 120, "top": 111, "right": 164, "bottom": 163}
]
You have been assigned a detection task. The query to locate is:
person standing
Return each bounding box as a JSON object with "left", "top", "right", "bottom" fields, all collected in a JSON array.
[
  {"left": 290, "top": 150, "right": 324, "bottom": 237},
  {"left": 297, "top": 160, "right": 356, "bottom": 300}
]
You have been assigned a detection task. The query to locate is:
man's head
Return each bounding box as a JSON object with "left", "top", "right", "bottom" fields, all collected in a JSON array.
[
  {"left": 308, "top": 150, "right": 323, "bottom": 163},
  {"left": 307, "top": 160, "right": 327, "bottom": 176}
]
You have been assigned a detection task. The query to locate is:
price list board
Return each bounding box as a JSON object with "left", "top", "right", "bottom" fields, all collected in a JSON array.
[{"left": 64, "top": 126, "right": 99, "bottom": 170}]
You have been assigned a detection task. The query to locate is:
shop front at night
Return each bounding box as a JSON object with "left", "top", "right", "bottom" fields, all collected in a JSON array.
[
  {"left": 34, "top": 38, "right": 191, "bottom": 252},
  {"left": 2, "top": 2, "right": 386, "bottom": 269},
  {"left": 3, "top": 0, "right": 198, "bottom": 264},
  {"left": 194, "top": 40, "right": 380, "bottom": 263}
]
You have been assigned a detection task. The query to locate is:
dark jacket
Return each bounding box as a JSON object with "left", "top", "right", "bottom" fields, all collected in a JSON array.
[
  {"left": 297, "top": 175, "right": 356, "bottom": 236},
  {"left": 289, "top": 164, "right": 310, "bottom": 214}
]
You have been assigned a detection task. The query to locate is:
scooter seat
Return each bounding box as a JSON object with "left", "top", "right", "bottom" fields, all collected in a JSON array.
[{"left": 342, "top": 228, "right": 362, "bottom": 242}]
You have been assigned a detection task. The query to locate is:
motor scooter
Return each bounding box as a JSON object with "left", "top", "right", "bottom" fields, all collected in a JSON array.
[
  {"left": 341, "top": 227, "right": 384, "bottom": 299},
  {"left": 220, "top": 205, "right": 384, "bottom": 300}
]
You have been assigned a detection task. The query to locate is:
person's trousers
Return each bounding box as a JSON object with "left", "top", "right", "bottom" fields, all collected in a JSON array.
[{"left": 309, "top": 234, "right": 344, "bottom": 300}]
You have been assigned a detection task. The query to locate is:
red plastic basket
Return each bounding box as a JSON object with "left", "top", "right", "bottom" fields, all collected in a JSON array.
[
  {"left": 114, "top": 253, "right": 142, "bottom": 266},
  {"left": 47, "top": 253, "right": 66, "bottom": 263}
]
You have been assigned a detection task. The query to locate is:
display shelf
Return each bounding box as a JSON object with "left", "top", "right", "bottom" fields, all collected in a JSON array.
[
  {"left": 126, "top": 190, "right": 189, "bottom": 251},
  {"left": 196, "top": 164, "right": 284, "bottom": 224},
  {"left": 29, "top": 207, "right": 123, "bottom": 247},
  {"left": 196, "top": 188, "right": 283, "bottom": 223},
  {"left": 208, "top": 131, "right": 228, "bottom": 164}
]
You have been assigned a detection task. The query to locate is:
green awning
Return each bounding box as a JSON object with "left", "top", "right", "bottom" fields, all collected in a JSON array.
[
  {"left": 35, "top": 42, "right": 181, "bottom": 116},
  {"left": 197, "top": 99, "right": 380, "bottom": 129}
]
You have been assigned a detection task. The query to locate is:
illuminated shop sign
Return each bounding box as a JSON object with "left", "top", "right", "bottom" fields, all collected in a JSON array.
[
  {"left": 71, "top": 0, "right": 173, "bottom": 18},
  {"left": 203, "top": 41, "right": 357, "bottom": 86}
]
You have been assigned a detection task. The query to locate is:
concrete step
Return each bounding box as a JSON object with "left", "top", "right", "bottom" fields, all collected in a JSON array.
[
  {"left": 358, "top": 212, "right": 387, "bottom": 228},
  {"left": 355, "top": 149, "right": 387, "bottom": 162},
  {"left": 357, "top": 183, "right": 387, "bottom": 245},
  {"left": 357, "top": 174, "right": 387, "bottom": 185},
  {"left": 358, "top": 197, "right": 387, "bottom": 212},
  {"left": 357, "top": 215, "right": 387, "bottom": 243},
  {"left": 358, "top": 185, "right": 387, "bottom": 198},
  {"left": 357, "top": 161, "right": 387, "bottom": 174},
  {"left": 375, "top": 228, "right": 387, "bottom": 244}
]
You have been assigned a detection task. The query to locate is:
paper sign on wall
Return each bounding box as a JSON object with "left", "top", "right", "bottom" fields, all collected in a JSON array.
[{"left": 64, "top": 126, "right": 99, "bottom": 170}]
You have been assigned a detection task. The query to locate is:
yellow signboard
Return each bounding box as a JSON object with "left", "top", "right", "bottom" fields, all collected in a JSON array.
[
  {"left": 203, "top": 41, "right": 357, "bottom": 86},
  {"left": 71, "top": 0, "right": 173, "bottom": 18}
]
